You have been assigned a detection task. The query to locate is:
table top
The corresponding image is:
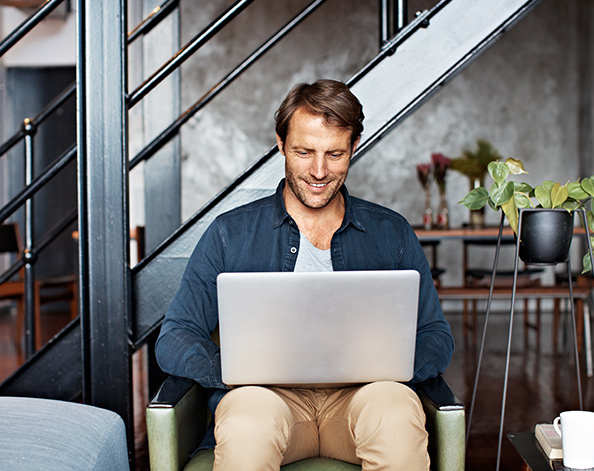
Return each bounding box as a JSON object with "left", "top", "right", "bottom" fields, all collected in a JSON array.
[
  {"left": 413, "top": 225, "right": 587, "bottom": 241},
  {"left": 508, "top": 432, "right": 594, "bottom": 471},
  {"left": 508, "top": 432, "right": 555, "bottom": 471},
  {"left": 414, "top": 225, "right": 515, "bottom": 241}
]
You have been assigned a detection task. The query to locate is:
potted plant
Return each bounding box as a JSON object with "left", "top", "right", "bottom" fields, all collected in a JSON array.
[
  {"left": 458, "top": 158, "right": 594, "bottom": 269},
  {"left": 450, "top": 139, "right": 502, "bottom": 228}
]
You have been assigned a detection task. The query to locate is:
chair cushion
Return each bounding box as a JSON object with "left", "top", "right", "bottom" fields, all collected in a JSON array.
[
  {"left": 185, "top": 450, "right": 360, "bottom": 471},
  {"left": 0, "top": 397, "right": 129, "bottom": 471}
]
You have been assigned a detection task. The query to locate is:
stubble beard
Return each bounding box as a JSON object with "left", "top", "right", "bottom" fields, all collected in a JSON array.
[{"left": 285, "top": 166, "right": 348, "bottom": 210}]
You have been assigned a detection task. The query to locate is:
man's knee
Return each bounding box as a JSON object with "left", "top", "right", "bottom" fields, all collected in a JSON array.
[
  {"left": 349, "top": 382, "right": 429, "bottom": 470},
  {"left": 215, "top": 386, "right": 293, "bottom": 439},
  {"left": 213, "top": 387, "right": 292, "bottom": 471},
  {"left": 350, "top": 381, "right": 425, "bottom": 420}
]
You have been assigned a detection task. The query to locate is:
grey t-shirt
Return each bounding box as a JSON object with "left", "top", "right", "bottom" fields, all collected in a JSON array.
[{"left": 294, "top": 231, "right": 333, "bottom": 272}]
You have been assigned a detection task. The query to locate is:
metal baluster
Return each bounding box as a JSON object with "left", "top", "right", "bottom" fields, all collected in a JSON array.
[
  {"left": 396, "top": 0, "right": 408, "bottom": 32},
  {"left": 22, "top": 118, "right": 37, "bottom": 358}
]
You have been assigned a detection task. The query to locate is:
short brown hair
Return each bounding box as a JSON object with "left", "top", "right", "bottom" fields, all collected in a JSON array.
[{"left": 274, "top": 79, "right": 364, "bottom": 147}]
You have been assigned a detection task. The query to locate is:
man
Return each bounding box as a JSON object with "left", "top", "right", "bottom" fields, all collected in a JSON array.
[{"left": 156, "top": 79, "right": 454, "bottom": 471}]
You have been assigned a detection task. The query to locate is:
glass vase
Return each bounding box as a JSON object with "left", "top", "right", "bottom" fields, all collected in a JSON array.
[
  {"left": 436, "top": 190, "right": 449, "bottom": 229},
  {"left": 423, "top": 188, "right": 433, "bottom": 230}
]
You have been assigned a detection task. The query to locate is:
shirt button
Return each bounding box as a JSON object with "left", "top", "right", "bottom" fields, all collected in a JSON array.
[{"left": 290, "top": 247, "right": 297, "bottom": 254}]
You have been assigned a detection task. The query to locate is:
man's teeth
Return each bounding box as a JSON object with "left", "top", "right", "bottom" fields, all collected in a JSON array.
[{"left": 310, "top": 183, "right": 327, "bottom": 188}]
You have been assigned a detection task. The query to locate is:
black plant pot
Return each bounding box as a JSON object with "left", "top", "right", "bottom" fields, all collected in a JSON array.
[{"left": 518, "top": 209, "right": 574, "bottom": 265}]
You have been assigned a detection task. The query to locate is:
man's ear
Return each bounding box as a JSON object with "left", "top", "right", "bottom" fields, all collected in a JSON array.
[{"left": 276, "top": 134, "right": 285, "bottom": 156}]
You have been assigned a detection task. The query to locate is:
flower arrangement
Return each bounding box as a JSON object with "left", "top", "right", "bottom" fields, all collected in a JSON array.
[
  {"left": 432, "top": 153, "right": 451, "bottom": 228},
  {"left": 431, "top": 153, "right": 451, "bottom": 193},
  {"left": 416, "top": 163, "right": 433, "bottom": 230},
  {"left": 450, "top": 139, "right": 501, "bottom": 227},
  {"left": 450, "top": 139, "right": 501, "bottom": 185},
  {"left": 416, "top": 154, "right": 451, "bottom": 229},
  {"left": 416, "top": 163, "right": 432, "bottom": 190}
]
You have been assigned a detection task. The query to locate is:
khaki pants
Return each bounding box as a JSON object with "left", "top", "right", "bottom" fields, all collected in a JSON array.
[{"left": 213, "top": 381, "right": 429, "bottom": 471}]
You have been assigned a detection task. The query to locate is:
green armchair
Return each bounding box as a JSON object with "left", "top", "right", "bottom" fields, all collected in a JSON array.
[{"left": 146, "top": 375, "right": 465, "bottom": 471}]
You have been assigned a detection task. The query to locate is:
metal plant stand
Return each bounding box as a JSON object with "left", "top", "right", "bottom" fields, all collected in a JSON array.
[{"left": 465, "top": 208, "right": 594, "bottom": 471}]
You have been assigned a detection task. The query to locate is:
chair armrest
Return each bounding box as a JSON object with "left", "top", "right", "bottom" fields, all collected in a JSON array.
[
  {"left": 416, "top": 376, "right": 465, "bottom": 471},
  {"left": 146, "top": 376, "right": 208, "bottom": 471}
]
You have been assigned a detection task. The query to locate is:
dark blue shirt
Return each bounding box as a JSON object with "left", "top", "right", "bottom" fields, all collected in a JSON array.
[{"left": 156, "top": 179, "right": 454, "bottom": 400}]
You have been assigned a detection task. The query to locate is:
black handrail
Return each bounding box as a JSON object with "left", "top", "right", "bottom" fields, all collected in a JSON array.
[
  {"left": 130, "top": 0, "right": 327, "bottom": 169},
  {"left": 0, "top": 130, "right": 25, "bottom": 160},
  {"left": 34, "top": 207, "right": 77, "bottom": 255},
  {"left": 0, "top": 82, "right": 76, "bottom": 158},
  {"left": 0, "top": 143, "right": 77, "bottom": 226},
  {"left": 128, "top": 0, "right": 255, "bottom": 107},
  {"left": 0, "top": 0, "right": 65, "bottom": 57},
  {"left": 0, "top": 258, "right": 22, "bottom": 287},
  {"left": 0, "top": 207, "right": 76, "bottom": 286},
  {"left": 127, "top": 0, "right": 179, "bottom": 44},
  {"left": 133, "top": 144, "right": 279, "bottom": 272},
  {"left": 0, "top": 0, "right": 176, "bottom": 159},
  {"left": 349, "top": 4, "right": 443, "bottom": 87}
]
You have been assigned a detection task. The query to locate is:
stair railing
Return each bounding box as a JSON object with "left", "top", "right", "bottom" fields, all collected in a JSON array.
[
  {"left": 0, "top": 0, "right": 184, "bottom": 358},
  {"left": 0, "top": 0, "right": 66, "bottom": 56},
  {"left": 0, "top": 0, "right": 416, "bottom": 368}
]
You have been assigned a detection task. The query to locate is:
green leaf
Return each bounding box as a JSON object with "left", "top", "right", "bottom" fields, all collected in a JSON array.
[
  {"left": 514, "top": 192, "right": 532, "bottom": 209},
  {"left": 514, "top": 182, "right": 533, "bottom": 194},
  {"left": 541, "top": 180, "right": 555, "bottom": 191},
  {"left": 491, "top": 181, "right": 514, "bottom": 207},
  {"left": 567, "top": 181, "right": 589, "bottom": 200},
  {"left": 458, "top": 187, "right": 490, "bottom": 210},
  {"left": 488, "top": 161, "right": 509, "bottom": 185},
  {"left": 550, "top": 183, "right": 568, "bottom": 209},
  {"left": 505, "top": 158, "right": 528, "bottom": 175},
  {"left": 534, "top": 185, "right": 551, "bottom": 208},
  {"left": 582, "top": 240, "right": 594, "bottom": 274},
  {"left": 562, "top": 200, "right": 581, "bottom": 211},
  {"left": 582, "top": 178, "right": 594, "bottom": 197},
  {"left": 501, "top": 198, "right": 519, "bottom": 234},
  {"left": 583, "top": 252, "right": 592, "bottom": 274}
]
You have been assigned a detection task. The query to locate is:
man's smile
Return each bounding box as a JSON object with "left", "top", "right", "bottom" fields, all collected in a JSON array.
[{"left": 307, "top": 181, "right": 330, "bottom": 188}]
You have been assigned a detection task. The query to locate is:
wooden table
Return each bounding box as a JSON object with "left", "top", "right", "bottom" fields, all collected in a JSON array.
[{"left": 414, "top": 225, "right": 587, "bottom": 241}]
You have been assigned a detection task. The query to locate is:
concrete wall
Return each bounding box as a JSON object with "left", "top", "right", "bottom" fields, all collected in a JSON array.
[{"left": 176, "top": 0, "right": 592, "bottom": 292}]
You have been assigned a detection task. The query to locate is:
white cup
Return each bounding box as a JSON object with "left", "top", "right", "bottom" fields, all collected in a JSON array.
[{"left": 553, "top": 410, "right": 594, "bottom": 469}]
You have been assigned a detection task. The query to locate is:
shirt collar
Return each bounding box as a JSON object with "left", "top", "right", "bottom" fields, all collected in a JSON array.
[{"left": 272, "top": 179, "right": 366, "bottom": 232}]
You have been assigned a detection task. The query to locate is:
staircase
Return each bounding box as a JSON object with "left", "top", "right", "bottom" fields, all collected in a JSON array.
[{"left": 0, "top": 0, "right": 544, "bottom": 447}]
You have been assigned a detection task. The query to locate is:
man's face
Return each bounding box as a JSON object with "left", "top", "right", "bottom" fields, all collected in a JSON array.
[{"left": 277, "top": 108, "right": 359, "bottom": 211}]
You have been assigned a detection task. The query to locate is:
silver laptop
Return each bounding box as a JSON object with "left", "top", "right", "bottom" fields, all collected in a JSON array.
[{"left": 216, "top": 270, "right": 420, "bottom": 387}]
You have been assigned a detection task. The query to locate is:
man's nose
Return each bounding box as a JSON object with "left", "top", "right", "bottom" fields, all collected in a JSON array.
[{"left": 310, "top": 155, "right": 328, "bottom": 179}]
